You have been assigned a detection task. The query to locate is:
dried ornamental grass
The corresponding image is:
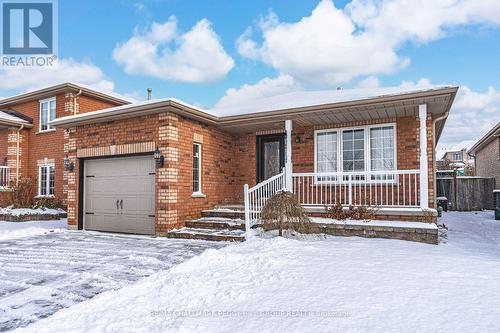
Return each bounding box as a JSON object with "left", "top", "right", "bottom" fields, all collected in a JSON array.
[{"left": 261, "top": 191, "right": 311, "bottom": 236}]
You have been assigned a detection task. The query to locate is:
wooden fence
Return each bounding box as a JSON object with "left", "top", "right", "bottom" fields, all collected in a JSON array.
[{"left": 437, "top": 176, "right": 496, "bottom": 210}]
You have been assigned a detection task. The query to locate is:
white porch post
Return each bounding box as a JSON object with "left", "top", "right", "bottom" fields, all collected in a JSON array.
[
  {"left": 285, "top": 119, "right": 293, "bottom": 192},
  {"left": 419, "top": 104, "right": 429, "bottom": 209}
]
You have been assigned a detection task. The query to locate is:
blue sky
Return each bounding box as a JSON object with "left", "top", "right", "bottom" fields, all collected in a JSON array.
[{"left": 1, "top": 0, "right": 499, "bottom": 149}]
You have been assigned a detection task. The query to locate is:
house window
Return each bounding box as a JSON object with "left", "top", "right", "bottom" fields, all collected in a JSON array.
[
  {"left": 316, "top": 131, "right": 337, "bottom": 173},
  {"left": 342, "top": 129, "right": 365, "bottom": 172},
  {"left": 370, "top": 126, "right": 395, "bottom": 171},
  {"left": 38, "top": 165, "right": 55, "bottom": 197},
  {"left": 314, "top": 123, "right": 396, "bottom": 180},
  {"left": 193, "top": 143, "right": 202, "bottom": 194},
  {"left": 40, "top": 97, "right": 56, "bottom": 132},
  {"left": 452, "top": 152, "right": 460, "bottom": 161}
]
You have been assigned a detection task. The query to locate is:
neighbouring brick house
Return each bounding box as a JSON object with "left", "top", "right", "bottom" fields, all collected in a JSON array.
[
  {"left": 48, "top": 85, "right": 458, "bottom": 237},
  {"left": 0, "top": 83, "right": 130, "bottom": 206},
  {"left": 468, "top": 122, "right": 500, "bottom": 189}
]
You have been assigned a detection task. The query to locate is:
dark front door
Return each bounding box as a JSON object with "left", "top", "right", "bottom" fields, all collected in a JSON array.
[{"left": 257, "top": 134, "right": 285, "bottom": 182}]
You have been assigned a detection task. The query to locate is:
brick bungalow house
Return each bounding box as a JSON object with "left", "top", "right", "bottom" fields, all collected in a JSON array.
[
  {"left": 0, "top": 83, "right": 131, "bottom": 205},
  {"left": 46, "top": 85, "right": 458, "bottom": 238},
  {"left": 468, "top": 122, "right": 500, "bottom": 189}
]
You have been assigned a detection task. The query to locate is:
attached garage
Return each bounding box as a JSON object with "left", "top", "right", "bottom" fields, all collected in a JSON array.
[{"left": 83, "top": 155, "right": 155, "bottom": 235}]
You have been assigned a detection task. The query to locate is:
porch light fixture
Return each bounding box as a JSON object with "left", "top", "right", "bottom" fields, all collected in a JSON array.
[
  {"left": 154, "top": 148, "right": 164, "bottom": 168},
  {"left": 63, "top": 155, "right": 74, "bottom": 172},
  {"left": 295, "top": 135, "right": 301, "bottom": 144}
]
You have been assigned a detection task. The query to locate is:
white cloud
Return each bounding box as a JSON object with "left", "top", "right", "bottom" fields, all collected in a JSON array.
[
  {"left": 214, "top": 74, "right": 302, "bottom": 109},
  {"left": 113, "top": 17, "right": 234, "bottom": 83},
  {"left": 238, "top": 0, "right": 500, "bottom": 86},
  {"left": 394, "top": 78, "right": 500, "bottom": 150},
  {"left": 356, "top": 76, "right": 380, "bottom": 88},
  {"left": 0, "top": 58, "right": 114, "bottom": 92},
  {"left": 440, "top": 85, "right": 500, "bottom": 149}
]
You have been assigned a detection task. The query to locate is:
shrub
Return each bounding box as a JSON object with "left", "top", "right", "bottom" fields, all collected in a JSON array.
[
  {"left": 325, "top": 204, "right": 377, "bottom": 221},
  {"left": 33, "top": 197, "right": 66, "bottom": 210},
  {"left": 6, "top": 177, "right": 36, "bottom": 208},
  {"left": 261, "top": 191, "right": 311, "bottom": 236},
  {"left": 325, "top": 203, "right": 347, "bottom": 220}
]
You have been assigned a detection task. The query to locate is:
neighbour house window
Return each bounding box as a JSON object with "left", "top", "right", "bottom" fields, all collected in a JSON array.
[
  {"left": 193, "top": 143, "right": 202, "bottom": 194},
  {"left": 452, "top": 152, "right": 461, "bottom": 161},
  {"left": 314, "top": 123, "right": 396, "bottom": 181},
  {"left": 38, "top": 165, "right": 55, "bottom": 197},
  {"left": 39, "top": 97, "right": 56, "bottom": 132}
]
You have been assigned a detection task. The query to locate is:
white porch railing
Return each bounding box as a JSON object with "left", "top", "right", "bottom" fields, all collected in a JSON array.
[
  {"left": 0, "top": 166, "right": 10, "bottom": 189},
  {"left": 292, "top": 169, "right": 421, "bottom": 208},
  {"left": 244, "top": 171, "right": 286, "bottom": 237}
]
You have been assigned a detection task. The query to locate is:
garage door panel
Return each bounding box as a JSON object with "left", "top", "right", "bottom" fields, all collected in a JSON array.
[
  {"left": 120, "top": 197, "right": 155, "bottom": 215},
  {"left": 84, "top": 156, "right": 155, "bottom": 235}
]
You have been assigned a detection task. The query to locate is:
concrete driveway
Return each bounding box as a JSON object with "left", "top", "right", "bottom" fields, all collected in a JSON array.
[{"left": 0, "top": 231, "right": 225, "bottom": 332}]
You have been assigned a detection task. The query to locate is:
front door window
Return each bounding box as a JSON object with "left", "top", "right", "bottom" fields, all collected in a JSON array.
[
  {"left": 263, "top": 141, "right": 281, "bottom": 180},
  {"left": 257, "top": 135, "right": 285, "bottom": 182}
]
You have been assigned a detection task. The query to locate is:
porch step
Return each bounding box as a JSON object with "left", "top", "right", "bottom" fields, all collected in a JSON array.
[
  {"left": 185, "top": 217, "right": 245, "bottom": 231},
  {"left": 214, "top": 204, "right": 245, "bottom": 211},
  {"left": 201, "top": 209, "right": 245, "bottom": 219},
  {"left": 165, "top": 227, "right": 245, "bottom": 242}
]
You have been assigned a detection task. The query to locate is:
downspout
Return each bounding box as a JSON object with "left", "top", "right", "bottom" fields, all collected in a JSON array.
[
  {"left": 16, "top": 124, "right": 24, "bottom": 186},
  {"left": 432, "top": 111, "right": 449, "bottom": 209},
  {"left": 73, "top": 89, "right": 82, "bottom": 115}
]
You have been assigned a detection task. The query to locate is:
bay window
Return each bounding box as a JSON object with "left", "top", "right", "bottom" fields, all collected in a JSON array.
[{"left": 314, "top": 123, "right": 396, "bottom": 181}]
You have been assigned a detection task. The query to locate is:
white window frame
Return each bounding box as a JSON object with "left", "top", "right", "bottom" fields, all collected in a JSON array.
[
  {"left": 192, "top": 142, "right": 203, "bottom": 196},
  {"left": 452, "top": 152, "right": 461, "bottom": 161},
  {"left": 314, "top": 122, "right": 397, "bottom": 183},
  {"left": 38, "top": 164, "right": 55, "bottom": 197},
  {"left": 39, "top": 97, "right": 56, "bottom": 133}
]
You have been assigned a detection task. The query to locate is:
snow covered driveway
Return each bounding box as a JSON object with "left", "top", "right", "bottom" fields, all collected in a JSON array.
[
  {"left": 13, "top": 211, "right": 500, "bottom": 333},
  {"left": 0, "top": 230, "right": 224, "bottom": 332}
]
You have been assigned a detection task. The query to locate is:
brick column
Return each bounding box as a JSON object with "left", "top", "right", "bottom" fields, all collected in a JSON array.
[
  {"left": 64, "top": 127, "right": 78, "bottom": 229},
  {"left": 156, "top": 112, "right": 180, "bottom": 232},
  {"left": 6, "top": 127, "right": 29, "bottom": 186}
]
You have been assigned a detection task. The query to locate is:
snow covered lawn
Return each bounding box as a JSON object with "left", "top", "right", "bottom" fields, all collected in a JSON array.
[
  {"left": 14, "top": 211, "right": 500, "bottom": 333},
  {"left": 0, "top": 219, "right": 67, "bottom": 241},
  {"left": 0, "top": 231, "right": 225, "bottom": 332}
]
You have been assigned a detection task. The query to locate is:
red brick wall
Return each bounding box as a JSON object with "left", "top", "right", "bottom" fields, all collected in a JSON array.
[
  {"left": 2, "top": 93, "right": 120, "bottom": 204},
  {"left": 65, "top": 112, "right": 242, "bottom": 232}
]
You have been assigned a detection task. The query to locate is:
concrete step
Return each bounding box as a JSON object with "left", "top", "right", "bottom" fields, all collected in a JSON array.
[
  {"left": 214, "top": 204, "right": 244, "bottom": 211},
  {"left": 201, "top": 209, "right": 245, "bottom": 219},
  {"left": 165, "top": 227, "right": 245, "bottom": 242},
  {"left": 185, "top": 217, "right": 245, "bottom": 231}
]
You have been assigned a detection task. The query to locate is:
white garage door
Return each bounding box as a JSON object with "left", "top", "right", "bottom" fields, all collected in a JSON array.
[{"left": 84, "top": 155, "right": 155, "bottom": 235}]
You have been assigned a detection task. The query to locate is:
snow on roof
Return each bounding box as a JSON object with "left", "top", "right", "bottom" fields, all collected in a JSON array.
[
  {"left": 0, "top": 110, "right": 30, "bottom": 124},
  {"left": 50, "top": 97, "right": 205, "bottom": 126},
  {"left": 52, "top": 85, "right": 457, "bottom": 127},
  {"left": 207, "top": 86, "right": 454, "bottom": 117}
]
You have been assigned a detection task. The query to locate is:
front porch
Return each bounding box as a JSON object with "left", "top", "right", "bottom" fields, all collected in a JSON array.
[{"left": 243, "top": 101, "right": 435, "bottom": 233}]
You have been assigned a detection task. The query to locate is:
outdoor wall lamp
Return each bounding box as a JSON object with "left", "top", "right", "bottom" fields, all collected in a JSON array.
[
  {"left": 64, "top": 155, "right": 74, "bottom": 172},
  {"left": 154, "top": 148, "right": 164, "bottom": 168},
  {"left": 295, "top": 135, "right": 301, "bottom": 144}
]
